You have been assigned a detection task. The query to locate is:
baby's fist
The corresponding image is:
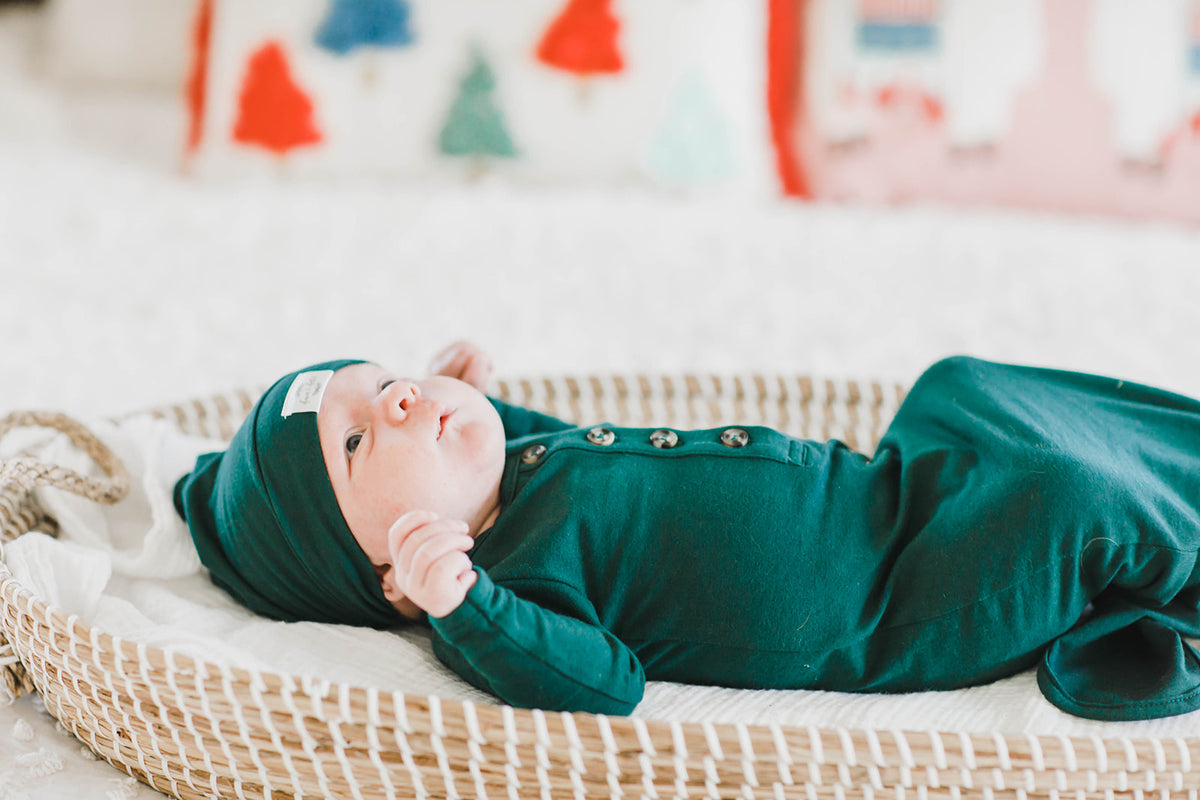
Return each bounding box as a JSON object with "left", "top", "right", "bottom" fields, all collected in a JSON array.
[
  {"left": 429, "top": 340, "right": 493, "bottom": 392},
  {"left": 387, "top": 510, "right": 477, "bottom": 619}
]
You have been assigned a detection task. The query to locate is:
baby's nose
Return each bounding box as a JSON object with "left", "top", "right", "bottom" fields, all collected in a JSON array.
[{"left": 381, "top": 381, "right": 420, "bottom": 421}]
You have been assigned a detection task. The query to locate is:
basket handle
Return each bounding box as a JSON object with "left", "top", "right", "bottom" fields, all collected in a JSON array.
[
  {"left": 0, "top": 411, "right": 130, "bottom": 505},
  {"left": 0, "top": 411, "right": 130, "bottom": 702}
]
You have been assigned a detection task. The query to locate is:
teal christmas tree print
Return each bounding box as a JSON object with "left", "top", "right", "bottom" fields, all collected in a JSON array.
[
  {"left": 439, "top": 48, "right": 518, "bottom": 161},
  {"left": 646, "top": 73, "right": 737, "bottom": 185},
  {"left": 314, "top": 0, "right": 414, "bottom": 56}
]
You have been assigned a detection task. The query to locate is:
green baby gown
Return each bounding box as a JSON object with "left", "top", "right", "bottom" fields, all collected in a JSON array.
[
  {"left": 429, "top": 357, "right": 1200, "bottom": 720},
  {"left": 878, "top": 357, "right": 1200, "bottom": 720}
]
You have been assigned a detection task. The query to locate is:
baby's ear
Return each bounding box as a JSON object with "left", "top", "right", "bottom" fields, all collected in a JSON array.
[
  {"left": 375, "top": 563, "right": 403, "bottom": 603},
  {"left": 376, "top": 564, "right": 420, "bottom": 618}
]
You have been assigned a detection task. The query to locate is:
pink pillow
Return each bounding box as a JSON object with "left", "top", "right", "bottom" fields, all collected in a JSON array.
[{"left": 780, "top": 0, "right": 1200, "bottom": 225}]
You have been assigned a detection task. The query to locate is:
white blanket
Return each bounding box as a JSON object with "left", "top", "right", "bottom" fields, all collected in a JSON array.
[{"left": 7, "top": 414, "right": 1200, "bottom": 741}]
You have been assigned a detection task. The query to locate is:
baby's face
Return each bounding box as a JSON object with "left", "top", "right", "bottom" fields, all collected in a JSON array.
[{"left": 316, "top": 363, "right": 506, "bottom": 610}]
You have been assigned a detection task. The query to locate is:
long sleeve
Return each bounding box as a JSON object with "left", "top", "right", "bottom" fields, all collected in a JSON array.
[
  {"left": 487, "top": 396, "right": 575, "bottom": 440},
  {"left": 428, "top": 568, "right": 645, "bottom": 715}
]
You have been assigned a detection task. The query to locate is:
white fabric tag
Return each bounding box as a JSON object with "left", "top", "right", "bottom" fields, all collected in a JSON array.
[{"left": 280, "top": 370, "right": 334, "bottom": 418}]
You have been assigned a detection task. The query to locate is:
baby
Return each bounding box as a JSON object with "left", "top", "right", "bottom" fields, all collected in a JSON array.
[{"left": 175, "top": 343, "right": 1200, "bottom": 721}]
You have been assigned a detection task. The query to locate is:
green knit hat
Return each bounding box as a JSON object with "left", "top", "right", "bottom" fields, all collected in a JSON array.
[{"left": 173, "top": 360, "right": 402, "bottom": 627}]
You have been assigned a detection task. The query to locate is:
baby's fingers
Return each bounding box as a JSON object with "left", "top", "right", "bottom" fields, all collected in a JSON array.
[
  {"left": 457, "top": 352, "right": 493, "bottom": 392},
  {"left": 428, "top": 340, "right": 492, "bottom": 390},
  {"left": 385, "top": 511, "right": 477, "bottom": 617},
  {"left": 428, "top": 340, "right": 472, "bottom": 376},
  {"left": 387, "top": 510, "right": 440, "bottom": 560},
  {"left": 407, "top": 527, "right": 475, "bottom": 589},
  {"left": 422, "top": 553, "right": 478, "bottom": 619},
  {"left": 395, "top": 518, "right": 467, "bottom": 570}
]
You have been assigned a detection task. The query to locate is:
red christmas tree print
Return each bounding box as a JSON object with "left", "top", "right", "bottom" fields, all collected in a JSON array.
[
  {"left": 232, "top": 41, "right": 322, "bottom": 155},
  {"left": 184, "top": 0, "right": 212, "bottom": 155},
  {"left": 535, "top": 0, "right": 623, "bottom": 76}
]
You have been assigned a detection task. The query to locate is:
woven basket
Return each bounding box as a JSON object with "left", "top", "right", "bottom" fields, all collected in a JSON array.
[{"left": 2, "top": 374, "right": 1198, "bottom": 800}]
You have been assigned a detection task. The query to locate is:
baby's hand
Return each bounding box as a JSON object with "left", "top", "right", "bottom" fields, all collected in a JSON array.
[
  {"left": 387, "top": 510, "right": 478, "bottom": 619},
  {"left": 428, "top": 340, "right": 493, "bottom": 392}
]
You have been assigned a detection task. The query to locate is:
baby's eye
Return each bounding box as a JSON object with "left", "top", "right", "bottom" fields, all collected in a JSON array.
[
  {"left": 379, "top": 379, "right": 395, "bottom": 393},
  {"left": 345, "top": 432, "right": 363, "bottom": 457}
]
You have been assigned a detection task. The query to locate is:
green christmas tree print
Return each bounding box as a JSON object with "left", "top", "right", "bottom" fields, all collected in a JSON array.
[
  {"left": 646, "top": 73, "right": 737, "bottom": 185},
  {"left": 439, "top": 48, "right": 517, "bottom": 161}
]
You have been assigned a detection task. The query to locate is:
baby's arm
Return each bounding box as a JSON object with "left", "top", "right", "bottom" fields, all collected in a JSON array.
[
  {"left": 387, "top": 511, "right": 644, "bottom": 714},
  {"left": 430, "top": 570, "right": 645, "bottom": 715}
]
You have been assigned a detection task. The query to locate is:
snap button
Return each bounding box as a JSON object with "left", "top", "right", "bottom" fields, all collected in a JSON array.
[
  {"left": 521, "top": 444, "right": 547, "bottom": 464},
  {"left": 649, "top": 429, "right": 679, "bottom": 449},
  {"left": 719, "top": 427, "right": 750, "bottom": 448},
  {"left": 586, "top": 426, "right": 616, "bottom": 446}
]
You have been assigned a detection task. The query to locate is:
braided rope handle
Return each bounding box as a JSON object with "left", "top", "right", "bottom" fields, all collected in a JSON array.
[
  {"left": 0, "top": 411, "right": 130, "bottom": 504},
  {"left": 0, "top": 411, "right": 132, "bottom": 701}
]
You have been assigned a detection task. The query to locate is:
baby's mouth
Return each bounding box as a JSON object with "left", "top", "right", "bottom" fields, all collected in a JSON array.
[{"left": 437, "top": 409, "right": 455, "bottom": 439}]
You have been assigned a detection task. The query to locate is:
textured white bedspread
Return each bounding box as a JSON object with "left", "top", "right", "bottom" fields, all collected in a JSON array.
[{"left": 4, "top": 4, "right": 1200, "bottom": 797}]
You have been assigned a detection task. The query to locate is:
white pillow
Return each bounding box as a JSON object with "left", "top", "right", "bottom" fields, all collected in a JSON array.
[{"left": 185, "top": 0, "right": 777, "bottom": 194}]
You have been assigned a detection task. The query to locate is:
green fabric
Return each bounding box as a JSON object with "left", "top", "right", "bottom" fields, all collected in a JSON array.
[
  {"left": 432, "top": 357, "right": 1200, "bottom": 720},
  {"left": 173, "top": 359, "right": 403, "bottom": 628},
  {"left": 487, "top": 396, "right": 575, "bottom": 439}
]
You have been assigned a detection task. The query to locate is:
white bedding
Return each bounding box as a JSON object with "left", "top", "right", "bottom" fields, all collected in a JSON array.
[{"left": 4, "top": 3, "right": 1200, "bottom": 797}]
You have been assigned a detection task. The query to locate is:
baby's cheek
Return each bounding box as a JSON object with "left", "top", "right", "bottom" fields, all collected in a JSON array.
[{"left": 346, "top": 502, "right": 399, "bottom": 566}]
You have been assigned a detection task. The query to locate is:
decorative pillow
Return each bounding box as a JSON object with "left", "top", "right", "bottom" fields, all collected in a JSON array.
[
  {"left": 183, "top": 0, "right": 779, "bottom": 194},
  {"left": 784, "top": 0, "right": 1200, "bottom": 225}
]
